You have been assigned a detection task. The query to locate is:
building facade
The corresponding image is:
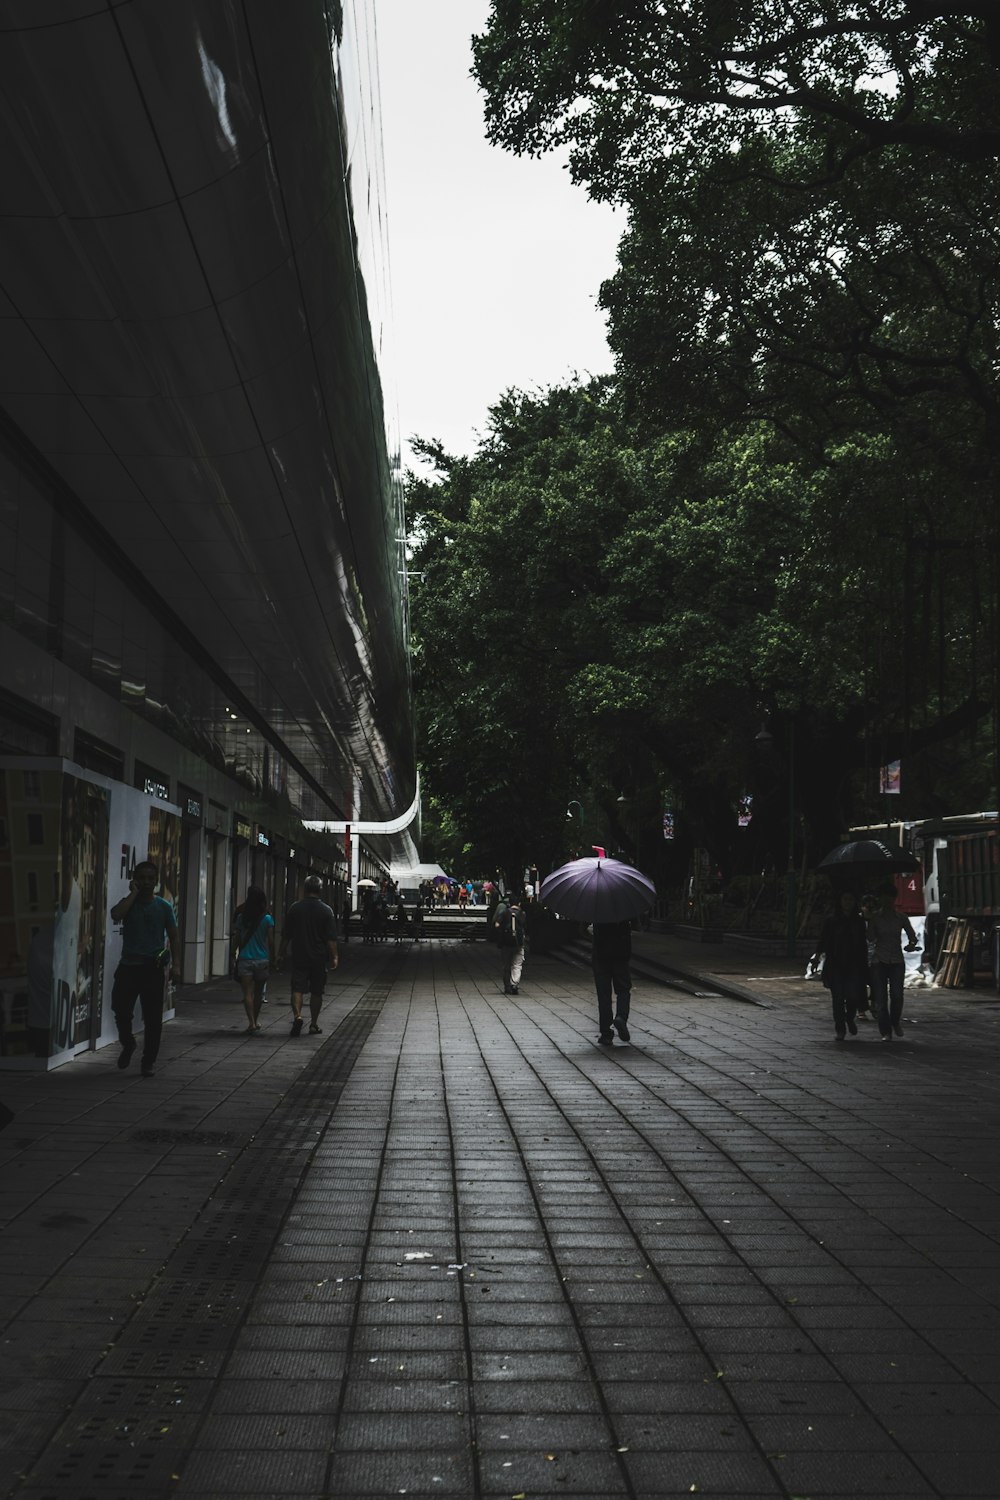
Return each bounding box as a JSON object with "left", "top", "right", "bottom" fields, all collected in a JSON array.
[{"left": 0, "top": 1, "right": 417, "bottom": 1067}]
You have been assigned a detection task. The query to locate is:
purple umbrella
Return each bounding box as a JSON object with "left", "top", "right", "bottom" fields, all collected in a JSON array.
[{"left": 539, "top": 856, "right": 655, "bottom": 923}]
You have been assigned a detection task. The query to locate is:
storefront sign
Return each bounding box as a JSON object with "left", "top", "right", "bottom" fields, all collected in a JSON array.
[
  {"left": 177, "top": 783, "right": 203, "bottom": 825},
  {"left": 135, "top": 760, "right": 170, "bottom": 803}
]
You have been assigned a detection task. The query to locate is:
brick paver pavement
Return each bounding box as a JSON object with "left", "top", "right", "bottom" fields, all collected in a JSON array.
[{"left": 1, "top": 937, "right": 998, "bottom": 1499}]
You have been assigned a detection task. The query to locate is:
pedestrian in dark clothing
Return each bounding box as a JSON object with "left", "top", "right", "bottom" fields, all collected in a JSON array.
[
  {"left": 817, "top": 891, "right": 869, "bottom": 1040},
  {"left": 485, "top": 887, "right": 500, "bottom": 938},
  {"left": 279, "top": 875, "right": 339, "bottom": 1036},
  {"left": 495, "top": 896, "right": 526, "bottom": 994},
  {"left": 110, "top": 860, "right": 179, "bottom": 1077},
  {"left": 394, "top": 897, "right": 410, "bottom": 942},
  {"left": 592, "top": 920, "right": 632, "bottom": 1045}
]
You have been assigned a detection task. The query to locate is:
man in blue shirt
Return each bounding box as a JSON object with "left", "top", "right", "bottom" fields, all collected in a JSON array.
[{"left": 110, "top": 860, "right": 179, "bottom": 1077}]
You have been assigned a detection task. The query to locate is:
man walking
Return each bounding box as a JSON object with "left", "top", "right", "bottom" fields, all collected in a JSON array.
[
  {"left": 592, "top": 919, "right": 633, "bottom": 1046},
  {"left": 110, "top": 861, "right": 179, "bottom": 1077},
  {"left": 868, "top": 886, "right": 919, "bottom": 1041},
  {"left": 279, "top": 875, "right": 339, "bottom": 1036},
  {"left": 495, "top": 893, "right": 526, "bottom": 995}
]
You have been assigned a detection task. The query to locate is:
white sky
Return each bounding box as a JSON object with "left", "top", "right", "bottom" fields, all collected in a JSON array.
[{"left": 375, "top": 0, "right": 623, "bottom": 468}]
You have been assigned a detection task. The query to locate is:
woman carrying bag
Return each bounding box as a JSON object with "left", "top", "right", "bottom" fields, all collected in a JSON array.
[{"left": 231, "top": 886, "right": 275, "bottom": 1035}]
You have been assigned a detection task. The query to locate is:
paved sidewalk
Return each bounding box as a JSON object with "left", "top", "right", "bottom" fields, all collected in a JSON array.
[{"left": 1, "top": 939, "right": 999, "bottom": 1499}]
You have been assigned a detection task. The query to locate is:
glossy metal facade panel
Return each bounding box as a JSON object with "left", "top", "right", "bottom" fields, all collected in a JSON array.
[{"left": 0, "top": 0, "right": 414, "bottom": 825}]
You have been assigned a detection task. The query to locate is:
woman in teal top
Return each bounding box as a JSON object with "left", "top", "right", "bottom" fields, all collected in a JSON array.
[{"left": 231, "top": 886, "right": 275, "bottom": 1034}]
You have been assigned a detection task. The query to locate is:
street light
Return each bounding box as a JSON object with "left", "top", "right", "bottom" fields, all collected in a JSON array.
[{"left": 566, "top": 800, "right": 583, "bottom": 821}]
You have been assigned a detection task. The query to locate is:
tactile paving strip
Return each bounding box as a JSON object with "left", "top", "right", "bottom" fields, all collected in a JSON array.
[{"left": 11, "top": 961, "right": 406, "bottom": 1497}]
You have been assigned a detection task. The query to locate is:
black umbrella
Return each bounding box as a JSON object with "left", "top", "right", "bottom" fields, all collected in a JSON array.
[{"left": 817, "top": 839, "right": 920, "bottom": 874}]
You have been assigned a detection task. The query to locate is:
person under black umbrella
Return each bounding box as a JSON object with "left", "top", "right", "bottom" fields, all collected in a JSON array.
[{"left": 816, "top": 892, "right": 869, "bottom": 1040}]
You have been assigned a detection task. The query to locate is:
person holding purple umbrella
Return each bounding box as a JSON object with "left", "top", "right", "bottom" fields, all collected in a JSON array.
[
  {"left": 591, "top": 919, "right": 632, "bottom": 1045},
  {"left": 539, "top": 855, "right": 656, "bottom": 1044}
]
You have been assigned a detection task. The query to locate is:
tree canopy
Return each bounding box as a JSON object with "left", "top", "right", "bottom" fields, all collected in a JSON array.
[
  {"left": 404, "top": 4, "right": 998, "bottom": 889},
  {"left": 473, "top": 4, "right": 1000, "bottom": 185},
  {"left": 407, "top": 382, "right": 994, "bottom": 885}
]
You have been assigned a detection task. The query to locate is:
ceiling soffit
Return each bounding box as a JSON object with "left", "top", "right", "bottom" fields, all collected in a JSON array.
[{"left": 0, "top": 0, "right": 415, "bottom": 822}]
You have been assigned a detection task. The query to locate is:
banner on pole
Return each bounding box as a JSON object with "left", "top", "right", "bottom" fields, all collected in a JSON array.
[{"left": 880, "top": 760, "right": 901, "bottom": 795}]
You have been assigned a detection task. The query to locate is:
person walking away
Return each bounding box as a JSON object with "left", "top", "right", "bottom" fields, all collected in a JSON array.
[
  {"left": 592, "top": 920, "right": 632, "bottom": 1045},
  {"left": 110, "top": 860, "right": 179, "bottom": 1077},
  {"left": 230, "top": 886, "right": 274, "bottom": 1035},
  {"left": 485, "top": 884, "right": 500, "bottom": 936},
  {"left": 394, "top": 895, "right": 410, "bottom": 942},
  {"left": 495, "top": 895, "right": 526, "bottom": 994},
  {"left": 817, "top": 891, "right": 868, "bottom": 1040},
  {"left": 868, "top": 886, "right": 919, "bottom": 1041},
  {"left": 457, "top": 881, "right": 468, "bottom": 911},
  {"left": 279, "top": 875, "right": 339, "bottom": 1036}
]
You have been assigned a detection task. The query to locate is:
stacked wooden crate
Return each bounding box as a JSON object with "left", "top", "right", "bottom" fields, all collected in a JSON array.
[{"left": 934, "top": 917, "right": 973, "bottom": 987}]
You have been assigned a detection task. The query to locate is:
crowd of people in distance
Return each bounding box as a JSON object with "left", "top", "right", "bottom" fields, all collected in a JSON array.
[{"left": 415, "top": 877, "right": 487, "bottom": 910}]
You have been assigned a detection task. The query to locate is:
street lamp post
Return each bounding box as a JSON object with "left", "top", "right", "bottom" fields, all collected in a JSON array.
[
  {"left": 756, "top": 722, "right": 798, "bottom": 959},
  {"left": 785, "top": 721, "right": 797, "bottom": 961},
  {"left": 566, "top": 798, "right": 581, "bottom": 858}
]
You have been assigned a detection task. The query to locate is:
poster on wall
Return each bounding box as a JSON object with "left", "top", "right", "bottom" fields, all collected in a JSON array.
[
  {"left": 51, "top": 775, "right": 109, "bottom": 1055},
  {"left": 147, "top": 805, "right": 181, "bottom": 915},
  {"left": 0, "top": 765, "right": 107, "bottom": 1062}
]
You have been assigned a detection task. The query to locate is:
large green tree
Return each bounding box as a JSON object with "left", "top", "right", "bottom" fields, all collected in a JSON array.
[
  {"left": 409, "top": 383, "right": 991, "bottom": 882},
  {"left": 470, "top": 0, "right": 999, "bottom": 831}
]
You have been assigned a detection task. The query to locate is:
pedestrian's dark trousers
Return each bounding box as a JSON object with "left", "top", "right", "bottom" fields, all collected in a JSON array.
[
  {"left": 828, "top": 976, "right": 862, "bottom": 1035},
  {"left": 871, "top": 961, "right": 905, "bottom": 1037},
  {"left": 593, "top": 958, "right": 631, "bottom": 1035},
  {"left": 112, "top": 963, "right": 166, "bottom": 1065}
]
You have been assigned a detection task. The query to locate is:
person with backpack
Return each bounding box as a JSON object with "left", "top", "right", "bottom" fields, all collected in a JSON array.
[
  {"left": 231, "top": 885, "right": 275, "bottom": 1036},
  {"left": 494, "top": 893, "right": 526, "bottom": 994}
]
